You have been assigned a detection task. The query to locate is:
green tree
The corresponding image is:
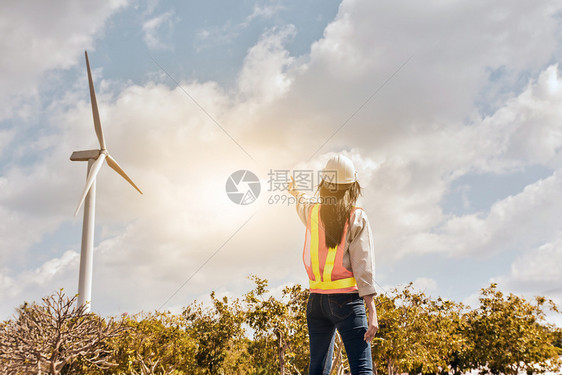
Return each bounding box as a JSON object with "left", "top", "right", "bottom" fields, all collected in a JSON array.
[
  {"left": 98, "top": 311, "right": 197, "bottom": 375},
  {"left": 182, "top": 291, "right": 247, "bottom": 374},
  {"left": 466, "top": 283, "right": 561, "bottom": 375},
  {"left": 371, "top": 284, "right": 467, "bottom": 375},
  {"left": 244, "top": 276, "right": 309, "bottom": 375},
  {"left": 6, "top": 278, "right": 561, "bottom": 375}
]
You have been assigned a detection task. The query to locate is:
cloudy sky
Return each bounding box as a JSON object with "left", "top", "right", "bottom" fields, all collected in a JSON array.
[{"left": 1, "top": 0, "right": 562, "bottom": 323}]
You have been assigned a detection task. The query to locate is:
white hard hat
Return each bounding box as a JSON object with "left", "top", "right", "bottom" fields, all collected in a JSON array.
[{"left": 320, "top": 154, "right": 357, "bottom": 184}]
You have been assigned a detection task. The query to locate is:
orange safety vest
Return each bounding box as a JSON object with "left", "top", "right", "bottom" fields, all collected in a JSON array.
[{"left": 303, "top": 203, "right": 358, "bottom": 294}]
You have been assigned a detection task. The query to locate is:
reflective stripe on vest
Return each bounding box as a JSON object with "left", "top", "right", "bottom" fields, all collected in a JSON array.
[{"left": 303, "top": 203, "right": 358, "bottom": 294}]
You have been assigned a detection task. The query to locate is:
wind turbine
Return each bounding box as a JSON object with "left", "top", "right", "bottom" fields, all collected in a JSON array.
[{"left": 71, "top": 51, "right": 142, "bottom": 312}]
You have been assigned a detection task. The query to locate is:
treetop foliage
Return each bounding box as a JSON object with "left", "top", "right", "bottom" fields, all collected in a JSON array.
[{"left": 0, "top": 279, "right": 560, "bottom": 375}]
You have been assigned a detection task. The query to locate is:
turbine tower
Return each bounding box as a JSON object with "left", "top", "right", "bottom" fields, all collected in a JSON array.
[{"left": 71, "top": 51, "right": 142, "bottom": 312}]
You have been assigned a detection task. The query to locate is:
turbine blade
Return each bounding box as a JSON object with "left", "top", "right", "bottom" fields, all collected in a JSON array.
[
  {"left": 85, "top": 51, "right": 106, "bottom": 150},
  {"left": 106, "top": 154, "right": 143, "bottom": 195},
  {"left": 74, "top": 153, "right": 107, "bottom": 216}
]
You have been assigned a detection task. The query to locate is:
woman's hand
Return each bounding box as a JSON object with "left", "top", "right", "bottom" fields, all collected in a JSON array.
[
  {"left": 288, "top": 176, "right": 299, "bottom": 197},
  {"left": 363, "top": 294, "right": 379, "bottom": 342}
]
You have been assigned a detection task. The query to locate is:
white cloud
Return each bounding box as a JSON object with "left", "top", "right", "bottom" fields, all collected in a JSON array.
[
  {"left": 301, "top": 0, "right": 559, "bottom": 139},
  {"left": 0, "top": 0, "right": 128, "bottom": 121},
  {"left": 237, "top": 25, "right": 296, "bottom": 102},
  {"left": 493, "top": 234, "right": 562, "bottom": 294},
  {"left": 400, "top": 169, "right": 562, "bottom": 258},
  {"left": 498, "top": 65, "right": 562, "bottom": 168},
  {"left": 195, "top": 22, "right": 239, "bottom": 50},
  {"left": 142, "top": 11, "right": 175, "bottom": 50},
  {"left": 391, "top": 64, "right": 562, "bottom": 258},
  {"left": 411, "top": 277, "right": 438, "bottom": 294},
  {"left": 21, "top": 250, "right": 78, "bottom": 287},
  {"left": 195, "top": 0, "right": 285, "bottom": 50},
  {"left": 483, "top": 234, "right": 562, "bottom": 326},
  {"left": 246, "top": 1, "right": 285, "bottom": 23},
  {"left": 0, "top": 129, "right": 15, "bottom": 156},
  {"left": 0, "top": 250, "right": 79, "bottom": 317},
  {"left": 0, "top": 270, "right": 15, "bottom": 300}
]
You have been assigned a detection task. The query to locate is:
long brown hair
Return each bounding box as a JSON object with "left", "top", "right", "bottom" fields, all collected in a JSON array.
[{"left": 317, "top": 179, "right": 362, "bottom": 248}]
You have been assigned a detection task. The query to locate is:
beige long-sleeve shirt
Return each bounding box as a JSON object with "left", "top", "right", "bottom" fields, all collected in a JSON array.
[{"left": 295, "top": 194, "right": 376, "bottom": 297}]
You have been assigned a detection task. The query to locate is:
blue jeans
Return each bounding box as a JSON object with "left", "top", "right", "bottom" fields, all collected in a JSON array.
[{"left": 307, "top": 292, "right": 373, "bottom": 375}]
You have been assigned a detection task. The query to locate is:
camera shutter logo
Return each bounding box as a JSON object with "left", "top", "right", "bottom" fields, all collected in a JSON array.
[{"left": 226, "top": 170, "right": 261, "bottom": 205}]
